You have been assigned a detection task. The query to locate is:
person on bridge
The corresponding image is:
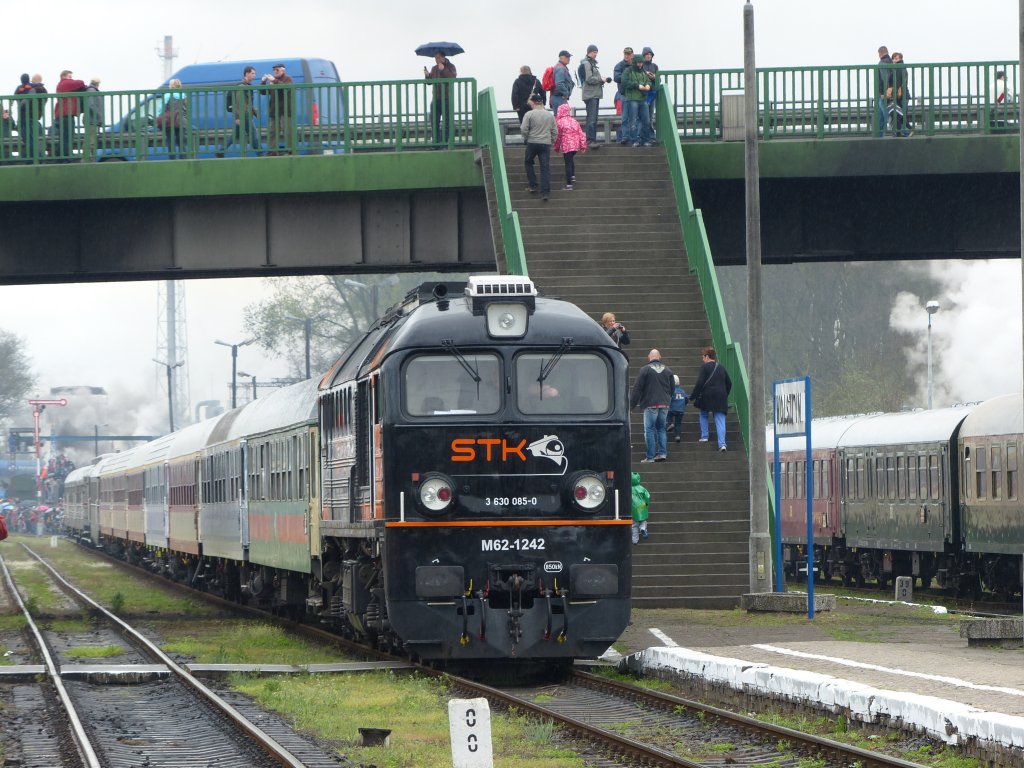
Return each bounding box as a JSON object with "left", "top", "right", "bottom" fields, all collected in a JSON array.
[
  {"left": 613, "top": 48, "right": 634, "bottom": 143},
  {"left": 158, "top": 79, "right": 189, "bottom": 160},
  {"left": 262, "top": 64, "right": 295, "bottom": 155},
  {"left": 425, "top": 52, "right": 457, "bottom": 146},
  {"left": 621, "top": 54, "right": 655, "bottom": 146},
  {"left": 630, "top": 349, "right": 674, "bottom": 463},
  {"left": 690, "top": 346, "right": 732, "bottom": 453},
  {"left": 549, "top": 51, "right": 574, "bottom": 116},
  {"left": 891, "top": 52, "right": 910, "bottom": 137},
  {"left": 580, "top": 45, "right": 611, "bottom": 146},
  {"left": 641, "top": 47, "right": 659, "bottom": 133},
  {"left": 511, "top": 66, "right": 543, "bottom": 123},
  {"left": 553, "top": 104, "right": 586, "bottom": 190},
  {"left": 84, "top": 78, "right": 104, "bottom": 158},
  {"left": 54, "top": 70, "right": 86, "bottom": 162},
  {"left": 521, "top": 94, "right": 557, "bottom": 201},
  {"left": 219, "top": 66, "right": 261, "bottom": 157},
  {"left": 14, "top": 75, "right": 43, "bottom": 162},
  {"left": 876, "top": 46, "right": 893, "bottom": 138}
]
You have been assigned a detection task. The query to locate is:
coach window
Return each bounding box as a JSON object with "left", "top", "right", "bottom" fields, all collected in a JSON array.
[
  {"left": 856, "top": 457, "right": 866, "bottom": 499},
  {"left": 918, "top": 454, "right": 929, "bottom": 500},
  {"left": 822, "top": 459, "right": 830, "bottom": 499},
  {"left": 404, "top": 353, "right": 501, "bottom": 416},
  {"left": 930, "top": 453, "right": 941, "bottom": 500},
  {"left": 1007, "top": 444, "right": 1018, "bottom": 500},
  {"left": 812, "top": 459, "right": 820, "bottom": 499},
  {"left": 886, "top": 455, "right": 896, "bottom": 500},
  {"left": 874, "top": 456, "right": 885, "bottom": 500},
  {"left": 786, "top": 461, "right": 793, "bottom": 499},
  {"left": 975, "top": 445, "right": 987, "bottom": 499},
  {"left": 516, "top": 353, "right": 610, "bottom": 415},
  {"left": 991, "top": 445, "right": 1002, "bottom": 501},
  {"left": 908, "top": 455, "right": 918, "bottom": 499},
  {"left": 897, "top": 455, "right": 906, "bottom": 500}
]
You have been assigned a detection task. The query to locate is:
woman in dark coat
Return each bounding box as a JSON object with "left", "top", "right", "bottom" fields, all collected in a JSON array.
[
  {"left": 511, "top": 66, "right": 543, "bottom": 123},
  {"left": 690, "top": 346, "right": 732, "bottom": 451}
]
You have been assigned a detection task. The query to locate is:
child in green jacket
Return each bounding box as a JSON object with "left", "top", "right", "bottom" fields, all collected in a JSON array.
[{"left": 631, "top": 471, "right": 650, "bottom": 544}]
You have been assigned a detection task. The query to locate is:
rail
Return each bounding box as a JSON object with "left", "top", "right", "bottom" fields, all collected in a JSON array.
[
  {"left": 0, "top": 61, "right": 1015, "bottom": 165},
  {"left": 476, "top": 87, "right": 528, "bottom": 277}
]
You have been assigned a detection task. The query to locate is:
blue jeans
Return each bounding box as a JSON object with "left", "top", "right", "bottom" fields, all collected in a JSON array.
[
  {"left": 699, "top": 410, "right": 727, "bottom": 449},
  {"left": 643, "top": 407, "right": 668, "bottom": 459},
  {"left": 550, "top": 95, "right": 567, "bottom": 116},
  {"left": 584, "top": 97, "right": 600, "bottom": 142},
  {"left": 222, "top": 116, "right": 261, "bottom": 155},
  {"left": 524, "top": 143, "right": 551, "bottom": 195},
  {"left": 876, "top": 96, "right": 890, "bottom": 137},
  {"left": 622, "top": 99, "right": 651, "bottom": 144}
]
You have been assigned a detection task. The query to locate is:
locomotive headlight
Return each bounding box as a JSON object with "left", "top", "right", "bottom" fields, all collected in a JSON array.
[
  {"left": 486, "top": 302, "right": 528, "bottom": 338},
  {"left": 568, "top": 471, "right": 606, "bottom": 512},
  {"left": 418, "top": 473, "right": 456, "bottom": 515}
]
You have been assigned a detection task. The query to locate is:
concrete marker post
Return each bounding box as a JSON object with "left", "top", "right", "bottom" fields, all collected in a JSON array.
[{"left": 449, "top": 697, "right": 493, "bottom": 768}]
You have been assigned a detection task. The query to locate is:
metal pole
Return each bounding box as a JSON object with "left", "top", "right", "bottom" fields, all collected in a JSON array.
[
  {"left": 252, "top": 376, "right": 258, "bottom": 400},
  {"left": 166, "top": 365, "right": 176, "bottom": 432},
  {"left": 33, "top": 407, "right": 41, "bottom": 501},
  {"left": 304, "top": 319, "right": 312, "bottom": 380},
  {"left": 1020, "top": 0, "right": 1024, "bottom": 640},
  {"left": 744, "top": 2, "right": 772, "bottom": 592},
  {"left": 927, "top": 314, "right": 933, "bottom": 410},
  {"left": 231, "top": 345, "right": 238, "bottom": 410}
]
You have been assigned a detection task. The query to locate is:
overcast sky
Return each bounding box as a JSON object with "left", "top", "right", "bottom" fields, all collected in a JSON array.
[{"left": 0, "top": 0, "right": 1019, "bottom": 437}]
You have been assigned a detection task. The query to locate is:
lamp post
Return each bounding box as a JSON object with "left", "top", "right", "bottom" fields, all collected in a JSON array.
[
  {"left": 237, "top": 371, "right": 258, "bottom": 402},
  {"left": 283, "top": 312, "right": 325, "bottom": 380},
  {"left": 153, "top": 358, "right": 185, "bottom": 431},
  {"left": 926, "top": 300, "right": 940, "bottom": 410},
  {"left": 214, "top": 337, "right": 256, "bottom": 409}
]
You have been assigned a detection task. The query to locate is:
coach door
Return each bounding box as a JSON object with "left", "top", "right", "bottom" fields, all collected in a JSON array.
[
  {"left": 239, "top": 439, "right": 249, "bottom": 549},
  {"left": 308, "top": 427, "right": 320, "bottom": 559}
]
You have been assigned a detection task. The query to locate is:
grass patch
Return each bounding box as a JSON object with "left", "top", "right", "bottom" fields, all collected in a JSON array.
[
  {"left": 159, "top": 620, "right": 356, "bottom": 665},
  {"left": 65, "top": 645, "right": 125, "bottom": 659},
  {"left": 0, "top": 615, "right": 27, "bottom": 632},
  {"left": 6, "top": 535, "right": 215, "bottom": 617},
  {"left": 231, "top": 671, "right": 587, "bottom": 767}
]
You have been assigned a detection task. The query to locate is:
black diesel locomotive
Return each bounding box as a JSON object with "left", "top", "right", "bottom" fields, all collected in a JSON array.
[{"left": 65, "top": 276, "right": 633, "bottom": 663}]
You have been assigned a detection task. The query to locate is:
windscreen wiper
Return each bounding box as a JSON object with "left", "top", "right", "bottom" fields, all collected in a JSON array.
[
  {"left": 536, "top": 337, "right": 573, "bottom": 397},
  {"left": 441, "top": 339, "right": 482, "bottom": 384}
]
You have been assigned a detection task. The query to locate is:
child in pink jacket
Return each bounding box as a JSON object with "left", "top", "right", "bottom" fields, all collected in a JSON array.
[{"left": 553, "top": 103, "right": 587, "bottom": 190}]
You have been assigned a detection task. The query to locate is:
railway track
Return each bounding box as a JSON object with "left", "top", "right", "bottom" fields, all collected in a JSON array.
[
  {"left": 0, "top": 544, "right": 344, "bottom": 768},
  {"left": 445, "top": 669, "right": 932, "bottom": 768},
  {"left": 20, "top": 537, "right": 949, "bottom": 767}
]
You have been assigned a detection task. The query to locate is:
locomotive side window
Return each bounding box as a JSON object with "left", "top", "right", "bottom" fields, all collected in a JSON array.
[
  {"left": 1008, "top": 444, "right": 1018, "bottom": 500},
  {"left": 991, "top": 445, "right": 1002, "bottom": 501},
  {"left": 516, "top": 353, "right": 610, "bottom": 414},
  {"left": 404, "top": 354, "right": 501, "bottom": 415}
]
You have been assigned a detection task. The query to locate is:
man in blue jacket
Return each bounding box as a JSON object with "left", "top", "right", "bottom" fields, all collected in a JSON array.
[{"left": 550, "top": 50, "right": 574, "bottom": 116}]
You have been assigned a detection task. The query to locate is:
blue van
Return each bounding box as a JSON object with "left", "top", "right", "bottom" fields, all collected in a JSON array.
[{"left": 99, "top": 57, "right": 344, "bottom": 160}]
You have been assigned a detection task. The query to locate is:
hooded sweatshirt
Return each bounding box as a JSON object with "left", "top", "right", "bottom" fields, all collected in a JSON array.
[
  {"left": 631, "top": 472, "right": 650, "bottom": 523},
  {"left": 622, "top": 55, "right": 652, "bottom": 102},
  {"left": 553, "top": 104, "right": 587, "bottom": 154}
]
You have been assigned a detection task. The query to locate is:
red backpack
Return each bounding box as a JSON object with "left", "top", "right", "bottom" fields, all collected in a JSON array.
[{"left": 541, "top": 66, "right": 556, "bottom": 93}]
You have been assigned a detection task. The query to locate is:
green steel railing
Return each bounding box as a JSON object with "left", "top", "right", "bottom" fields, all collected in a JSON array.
[
  {"left": 659, "top": 60, "right": 1019, "bottom": 140},
  {"left": 476, "top": 88, "right": 528, "bottom": 277},
  {"left": 0, "top": 78, "right": 477, "bottom": 163},
  {"left": 656, "top": 84, "right": 777, "bottom": 546}
]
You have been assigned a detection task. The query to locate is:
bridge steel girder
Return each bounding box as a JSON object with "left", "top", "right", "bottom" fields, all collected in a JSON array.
[
  {"left": 684, "top": 135, "right": 1021, "bottom": 265},
  {"left": 0, "top": 152, "right": 496, "bottom": 285}
]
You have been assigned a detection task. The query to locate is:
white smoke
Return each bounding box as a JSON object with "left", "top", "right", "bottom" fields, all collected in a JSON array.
[{"left": 889, "top": 260, "right": 1022, "bottom": 407}]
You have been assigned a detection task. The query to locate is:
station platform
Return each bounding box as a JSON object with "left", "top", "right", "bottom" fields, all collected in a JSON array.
[{"left": 611, "top": 594, "right": 1024, "bottom": 759}]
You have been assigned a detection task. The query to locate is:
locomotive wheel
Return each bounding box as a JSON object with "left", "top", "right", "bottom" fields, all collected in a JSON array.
[{"left": 877, "top": 574, "right": 889, "bottom": 590}]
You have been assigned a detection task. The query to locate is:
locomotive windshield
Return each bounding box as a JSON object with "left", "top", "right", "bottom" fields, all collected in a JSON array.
[
  {"left": 404, "top": 353, "right": 502, "bottom": 415},
  {"left": 516, "top": 353, "right": 610, "bottom": 415}
]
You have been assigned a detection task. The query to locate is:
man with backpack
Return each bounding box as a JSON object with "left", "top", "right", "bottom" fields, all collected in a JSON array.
[
  {"left": 580, "top": 45, "right": 612, "bottom": 146},
  {"left": 549, "top": 50, "right": 574, "bottom": 116},
  {"left": 218, "top": 65, "right": 261, "bottom": 157}
]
